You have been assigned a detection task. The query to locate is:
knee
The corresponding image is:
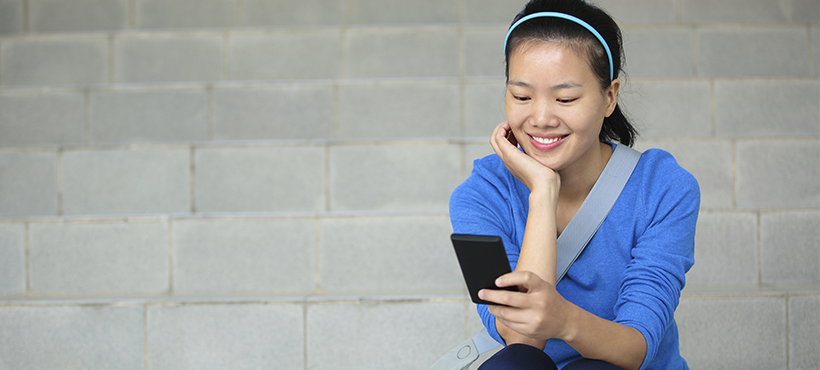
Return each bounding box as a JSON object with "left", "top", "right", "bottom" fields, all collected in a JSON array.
[{"left": 478, "top": 344, "right": 558, "bottom": 370}]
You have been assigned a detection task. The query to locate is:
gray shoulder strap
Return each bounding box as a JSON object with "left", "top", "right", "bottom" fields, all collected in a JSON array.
[
  {"left": 555, "top": 144, "right": 641, "bottom": 283},
  {"left": 427, "top": 328, "right": 499, "bottom": 370}
]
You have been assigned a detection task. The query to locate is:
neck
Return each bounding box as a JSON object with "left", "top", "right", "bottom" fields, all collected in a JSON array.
[{"left": 558, "top": 142, "right": 612, "bottom": 203}]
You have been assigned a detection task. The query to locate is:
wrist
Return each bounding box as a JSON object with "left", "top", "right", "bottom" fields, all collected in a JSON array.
[
  {"left": 557, "top": 301, "right": 583, "bottom": 343},
  {"left": 528, "top": 188, "right": 559, "bottom": 209}
]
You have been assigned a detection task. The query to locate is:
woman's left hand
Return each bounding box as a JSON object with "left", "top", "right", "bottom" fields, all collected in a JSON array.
[{"left": 479, "top": 270, "right": 576, "bottom": 342}]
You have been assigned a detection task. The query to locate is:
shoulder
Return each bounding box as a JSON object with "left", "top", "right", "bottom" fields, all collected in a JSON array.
[
  {"left": 471, "top": 153, "right": 508, "bottom": 179},
  {"left": 628, "top": 147, "right": 701, "bottom": 223},
  {"left": 635, "top": 147, "right": 699, "bottom": 194},
  {"left": 451, "top": 154, "right": 511, "bottom": 198},
  {"left": 449, "top": 153, "right": 521, "bottom": 235}
]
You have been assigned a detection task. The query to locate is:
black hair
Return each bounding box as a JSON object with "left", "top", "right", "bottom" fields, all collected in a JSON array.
[{"left": 504, "top": 0, "right": 638, "bottom": 147}]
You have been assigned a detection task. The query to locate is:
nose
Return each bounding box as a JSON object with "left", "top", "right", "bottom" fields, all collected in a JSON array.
[{"left": 530, "top": 99, "right": 557, "bottom": 128}]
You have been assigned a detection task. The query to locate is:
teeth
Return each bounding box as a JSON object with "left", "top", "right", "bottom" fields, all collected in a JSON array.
[{"left": 532, "top": 136, "right": 563, "bottom": 144}]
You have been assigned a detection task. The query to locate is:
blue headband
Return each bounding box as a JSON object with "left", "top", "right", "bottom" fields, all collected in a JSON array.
[{"left": 504, "top": 12, "right": 614, "bottom": 81}]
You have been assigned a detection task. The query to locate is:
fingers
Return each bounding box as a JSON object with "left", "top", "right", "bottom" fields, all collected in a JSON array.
[
  {"left": 478, "top": 271, "right": 540, "bottom": 306},
  {"left": 490, "top": 121, "right": 515, "bottom": 155},
  {"left": 484, "top": 291, "right": 536, "bottom": 331},
  {"left": 482, "top": 272, "right": 568, "bottom": 343},
  {"left": 505, "top": 127, "right": 519, "bottom": 147},
  {"left": 495, "top": 270, "right": 539, "bottom": 290},
  {"left": 478, "top": 288, "right": 517, "bottom": 307}
]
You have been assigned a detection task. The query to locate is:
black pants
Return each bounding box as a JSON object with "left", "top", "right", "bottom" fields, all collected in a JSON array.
[{"left": 479, "top": 344, "right": 623, "bottom": 370}]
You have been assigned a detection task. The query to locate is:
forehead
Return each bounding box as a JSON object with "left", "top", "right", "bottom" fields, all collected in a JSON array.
[{"left": 507, "top": 41, "right": 596, "bottom": 81}]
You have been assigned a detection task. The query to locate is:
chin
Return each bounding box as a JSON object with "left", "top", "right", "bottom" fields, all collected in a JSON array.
[{"left": 529, "top": 153, "right": 564, "bottom": 171}]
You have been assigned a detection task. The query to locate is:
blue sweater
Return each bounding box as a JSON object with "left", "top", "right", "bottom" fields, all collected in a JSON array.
[{"left": 449, "top": 144, "right": 699, "bottom": 370}]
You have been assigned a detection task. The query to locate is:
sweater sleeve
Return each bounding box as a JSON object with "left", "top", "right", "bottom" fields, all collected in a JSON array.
[
  {"left": 449, "top": 156, "right": 521, "bottom": 346},
  {"left": 613, "top": 150, "right": 700, "bottom": 370}
]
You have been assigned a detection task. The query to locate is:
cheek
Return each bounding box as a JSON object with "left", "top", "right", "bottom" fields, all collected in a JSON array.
[
  {"left": 503, "top": 99, "right": 523, "bottom": 124},
  {"left": 505, "top": 111, "right": 528, "bottom": 137},
  {"left": 559, "top": 109, "right": 603, "bottom": 138},
  {"left": 574, "top": 100, "right": 609, "bottom": 132}
]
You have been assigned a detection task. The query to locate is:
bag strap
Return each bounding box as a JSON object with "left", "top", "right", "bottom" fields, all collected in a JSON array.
[
  {"left": 555, "top": 143, "right": 641, "bottom": 283},
  {"left": 428, "top": 144, "right": 642, "bottom": 370}
]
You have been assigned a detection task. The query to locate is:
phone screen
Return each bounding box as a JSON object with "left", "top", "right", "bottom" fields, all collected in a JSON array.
[{"left": 451, "top": 233, "right": 517, "bottom": 305}]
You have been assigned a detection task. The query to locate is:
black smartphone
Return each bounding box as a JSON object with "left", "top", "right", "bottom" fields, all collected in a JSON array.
[{"left": 451, "top": 233, "right": 517, "bottom": 305}]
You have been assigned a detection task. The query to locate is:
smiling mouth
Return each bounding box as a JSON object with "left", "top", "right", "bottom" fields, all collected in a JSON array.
[{"left": 531, "top": 135, "right": 567, "bottom": 144}]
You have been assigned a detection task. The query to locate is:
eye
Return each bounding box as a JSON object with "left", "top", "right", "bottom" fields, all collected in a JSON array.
[
  {"left": 557, "top": 98, "right": 578, "bottom": 103},
  {"left": 513, "top": 95, "right": 531, "bottom": 101}
]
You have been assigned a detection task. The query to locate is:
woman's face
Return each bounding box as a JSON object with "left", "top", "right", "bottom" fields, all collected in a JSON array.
[{"left": 505, "top": 41, "right": 619, "bottom": 173}]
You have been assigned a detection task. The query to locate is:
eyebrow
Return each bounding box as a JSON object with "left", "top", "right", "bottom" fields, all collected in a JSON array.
[{"left": 507, "top": 80, "right": 582, "bottom": 90}]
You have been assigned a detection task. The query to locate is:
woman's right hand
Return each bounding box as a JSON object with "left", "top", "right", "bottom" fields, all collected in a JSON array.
[{"left": 489, "top": 121, "right": 561, "bottom": 198}]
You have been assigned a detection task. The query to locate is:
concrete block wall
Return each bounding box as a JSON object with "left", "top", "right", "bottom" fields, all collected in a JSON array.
[{"left": 0, "top": 0, "right": 817, "bottom": 369}]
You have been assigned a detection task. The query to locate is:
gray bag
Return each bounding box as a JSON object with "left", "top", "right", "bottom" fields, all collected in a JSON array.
[{"left": 428, "top": 144, "right": 641, "bottom": 370}]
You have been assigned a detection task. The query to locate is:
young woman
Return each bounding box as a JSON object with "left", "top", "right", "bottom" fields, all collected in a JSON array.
[{"left": 449, "top": 1, "right": 700, "bottom": 369}]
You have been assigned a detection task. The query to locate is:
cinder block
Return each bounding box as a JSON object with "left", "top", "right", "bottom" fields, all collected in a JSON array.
[
  {"left": 682, "top": 0, "right": 787, "bottom": 23},
  {"left": 28, "top": 220, "right": 169, "bottom": 295},
  {"left": 135, "top": 0, "right": 236, "bottom": 29},
  {"left": 687, "top": 212, "right": 758, "bottom": 286},
  {"left": 0, "top": 305, "right": 144, "bottom": 370},
  {"left": 307, "top": 300, "right": 465, "bottom": 370},
  {"left": 243, "top": 0, "right": 344, "bottom": 26},
  {"left": 344, "top": 28, "right": 458, "bottom": 78},
  {"left": 337, "top": 83, "right": 460, "bottom": 138},
  {"left": 0, "top": 0, "right": 23, "bottom": 35},
  {"left": 114, "top": 36, "right": 223, "bottom": 83},
  {"left": 0, "top": 151, "right": 58, "bottom": 217},
  {"left": 0, "top": 91, "right": 85, "bottom": 146},
  {"left": 463, "top": 0, "right": 525, "bottom": 23},
  {"left": 464, "top": 81, "right": 506, "bottom": 137},
  {"left": 0, "top": 223, "right": 26, "bottom": 295},
  {"left": 29, "top": 0, "right": 127, "bottom": 33},
  {"left": 715, "top": 80, "right": 819, "bottom": 137},
  {"left": 792, "top": 0, "right": 820, "bottom": 23},
  {"left": 62, "top": 149, "right": 191, "bottom": 215},
  {"left": 147, "top": 303, "right": 304, "bottom": 370},
  {"left": 592, "top": 0, "right": 677, "bottom": 24},
  {"left": 622, "top": 28, "right": 694, "bottom": 77},
  {"left": 0, "top": 38, "right": 108, "bottom": 86},
  {"left": 760, "top": 212, "right": 820, "bottom": 284},
  {"left": 230, "top": 31, "right": 341, "bottom": 80},
  {"left": 172, "top": 217, "right": 316, "bottom": 294},
  {"left": 90, "top": 89, "right": 207, "bottom": 143},
  {"left": 464, "top": 27, "right": 506, "bottom": 77},
  {"left": 697, "top": 28, "right": 809, "bottom": 77},
  {"left": 789, "top": 295, "right": 820, "bottom": 370},
  {"left": 212, "top": 85, "right": 334, "bottom": 140},
  {"left": 329, "top": 144, "right": 461, "bottom": 211},
  {"left": 318, "top": 215, "right": 462, "bottom": 293},
  {"left": 348, "top": 0, "right": 458, "bottom": 24},
  {"left": 621, "top": 80, "right": 711, "bottom": 138},
  {"left": 677, "top": 296, "right": 787, "bottom": 369},
  {"left": 811, "top": 27, "right": 819, "bottom": 76},
  {"left": 636, "top": 140, "right": 734, "bottom": 210},
  {"left": 736, "top": 140, "right": 820, "bottom": 209},
  {"left": 194, "top": 146, "right": 325, "bottom": 212}
]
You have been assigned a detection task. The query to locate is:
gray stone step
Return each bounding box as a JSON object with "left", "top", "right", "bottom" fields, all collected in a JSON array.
[
  {"left": 1, "top": 288, "right": 817, "bottom": 370},
  {"left": 1, "top": 0, "right": 816, "bottom": 36}
]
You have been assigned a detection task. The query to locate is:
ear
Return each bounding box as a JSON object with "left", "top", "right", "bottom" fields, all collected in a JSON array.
[{"left": 604, "top": 78, "right": 620, "bottom": 117}]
